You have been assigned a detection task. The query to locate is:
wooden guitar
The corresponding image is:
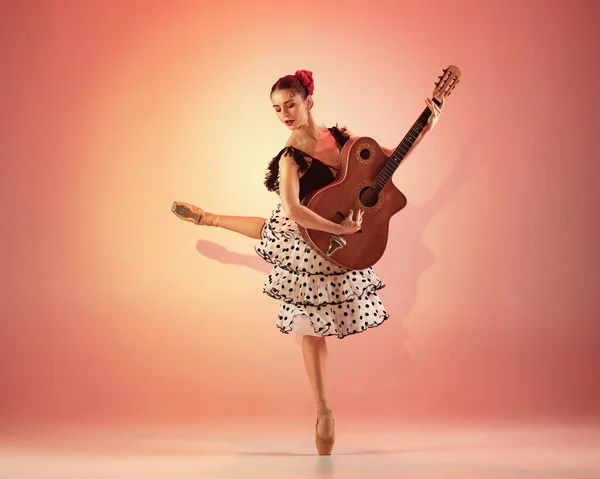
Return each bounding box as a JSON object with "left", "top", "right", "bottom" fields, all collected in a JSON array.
[{"left": 298, "top": 65, "right": 461, "bottom": 270}]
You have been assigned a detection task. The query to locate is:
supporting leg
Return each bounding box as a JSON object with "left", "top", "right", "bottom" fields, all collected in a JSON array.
[{"left": 302, "top": 335, "right": 335, "bottom": 445}]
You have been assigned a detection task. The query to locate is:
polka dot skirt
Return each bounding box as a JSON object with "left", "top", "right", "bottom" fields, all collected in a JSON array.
[{"left": 255, "top": 204, "right": 390, "bottom": 339}]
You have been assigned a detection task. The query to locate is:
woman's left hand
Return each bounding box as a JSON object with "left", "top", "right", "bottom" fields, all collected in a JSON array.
[{"left": 425, "top": 97, "right": 444, "bottom": 132}]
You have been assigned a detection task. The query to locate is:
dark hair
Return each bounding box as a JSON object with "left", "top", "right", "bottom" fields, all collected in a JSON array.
[{"left": 270, "top": 69, "right": 314, "bottom": 99}]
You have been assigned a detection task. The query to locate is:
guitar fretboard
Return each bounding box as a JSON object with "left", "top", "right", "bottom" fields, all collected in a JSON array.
[{"left": 374, "top": 105, "right": 435, "bottom": 191}]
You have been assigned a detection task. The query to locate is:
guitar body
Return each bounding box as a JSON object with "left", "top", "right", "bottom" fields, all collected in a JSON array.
[
  {"left": 299, "top": 64, "right": 461, "bottom": 270},
  {"left": 299, "top": 137, "right": 408, "bottom": 270}
]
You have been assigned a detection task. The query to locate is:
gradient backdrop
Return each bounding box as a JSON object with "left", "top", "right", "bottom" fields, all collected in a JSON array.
[{"left": 1, "top": 0, "right": 599, "bottom": 428}]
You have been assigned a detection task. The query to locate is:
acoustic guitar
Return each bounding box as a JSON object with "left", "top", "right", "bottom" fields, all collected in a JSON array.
[{"left": 298, "top": 65, "right": 462, "bottom": 270}]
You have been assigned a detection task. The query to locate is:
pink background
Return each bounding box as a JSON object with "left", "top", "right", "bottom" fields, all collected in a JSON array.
[{"left": 1, "top": 0, "right": 598, "bottom": 428}]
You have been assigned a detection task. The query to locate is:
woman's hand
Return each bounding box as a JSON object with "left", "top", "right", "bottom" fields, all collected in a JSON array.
[
  {"left": 337, "top": 209, "right": 363, "bottom": 235},
  {"left": 425, "top": 97, "right": 444, "bottom": 132}
]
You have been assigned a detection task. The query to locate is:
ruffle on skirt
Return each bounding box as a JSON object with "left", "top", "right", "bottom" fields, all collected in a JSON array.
[{"left": 254, "top": 203, "right": 390, "bottom": 339}]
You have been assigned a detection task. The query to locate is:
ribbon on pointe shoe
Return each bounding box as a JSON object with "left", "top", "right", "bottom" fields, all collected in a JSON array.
[{"left": 195, "top": 210, "right": 220, "bottom": 227}]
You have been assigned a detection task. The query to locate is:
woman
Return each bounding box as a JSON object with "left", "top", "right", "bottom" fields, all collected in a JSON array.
[{"left": 173, "top": 70, "right": 443, "bottom": 454}]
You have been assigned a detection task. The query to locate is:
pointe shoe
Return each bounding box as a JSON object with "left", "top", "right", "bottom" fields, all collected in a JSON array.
[
  {"left": 315, "top": 408, "right": 335, "bottom": 455},
  {"left": 171, "top": 201, "right": 219, "bottom": 226}
]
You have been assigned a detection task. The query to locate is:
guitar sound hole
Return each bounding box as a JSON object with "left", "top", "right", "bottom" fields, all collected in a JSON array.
[
  {"left": 360, "top": 148, "right": 370, "bottom": 160},
  {"left": 359, "top": 187, "right": 379, "bottom": 208}
]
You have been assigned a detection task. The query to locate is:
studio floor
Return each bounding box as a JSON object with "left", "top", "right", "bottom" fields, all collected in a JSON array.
[{"left": 0, "top": 420, "right": 598, "bottom": 478}]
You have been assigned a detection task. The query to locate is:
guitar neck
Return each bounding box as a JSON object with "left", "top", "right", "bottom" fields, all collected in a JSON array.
[{"left": 375, "top": 104, "right": 435, "bottom": 190}]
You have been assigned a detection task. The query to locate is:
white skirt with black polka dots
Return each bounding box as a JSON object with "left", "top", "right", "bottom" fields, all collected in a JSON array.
[{"left": 255, "top": 203, "right": 390, "bottom": 339}]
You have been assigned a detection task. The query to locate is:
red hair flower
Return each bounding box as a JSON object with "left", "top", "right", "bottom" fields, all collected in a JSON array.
[{"left": 295, "top": 70, "right": 314, "bottom": 95}]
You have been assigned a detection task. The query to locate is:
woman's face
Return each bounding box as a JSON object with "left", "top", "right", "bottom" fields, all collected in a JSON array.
[{"left": 271, "top": 89, "right": 310, "bottom": 130}]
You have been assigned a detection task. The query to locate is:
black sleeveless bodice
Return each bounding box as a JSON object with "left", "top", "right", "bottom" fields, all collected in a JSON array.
[{"left": 264, "top": 125, "right": 350, "bottom": 201}]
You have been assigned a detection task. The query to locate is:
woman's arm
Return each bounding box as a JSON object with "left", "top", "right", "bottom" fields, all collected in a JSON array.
[
  {"left": 278, "top": 155, "right": 345, "bottom": 234},
  {"left": 351, "top": 97, "right": 442, "bottom": 159},
  {"left": 345, "top": 127, "right": 430, "bottom": 164}
]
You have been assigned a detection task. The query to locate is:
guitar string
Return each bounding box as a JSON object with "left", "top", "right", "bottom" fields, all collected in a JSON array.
[{"left": 360, "top": 108, "right": 432, "bottom": 206}]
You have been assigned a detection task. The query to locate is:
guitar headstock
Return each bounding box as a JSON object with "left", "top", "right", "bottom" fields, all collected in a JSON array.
[{"left": 432, "top": 65, "right": 461, "bottom": 103}]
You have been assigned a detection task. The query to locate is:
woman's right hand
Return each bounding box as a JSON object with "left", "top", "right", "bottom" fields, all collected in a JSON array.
[{"left": 336, "top": 209, "right": 364, "bottom": 235}]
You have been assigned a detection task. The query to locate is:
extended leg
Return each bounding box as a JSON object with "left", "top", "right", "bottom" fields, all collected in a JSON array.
[
  {"left": 217, "top": 215, "right": 266, "bottom": 239},
  {"left": 172, "top": 201, "right": 265, "bottom": 239}
]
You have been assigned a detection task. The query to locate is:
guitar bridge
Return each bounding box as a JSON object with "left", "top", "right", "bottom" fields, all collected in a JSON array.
[{"left": 326, "top": 235, "right": 347, "bottom": 256}]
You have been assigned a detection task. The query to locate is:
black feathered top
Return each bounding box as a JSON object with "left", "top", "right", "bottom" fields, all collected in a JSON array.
[{"left": 264, "top": 125, "right": 350, "bottom": 201}]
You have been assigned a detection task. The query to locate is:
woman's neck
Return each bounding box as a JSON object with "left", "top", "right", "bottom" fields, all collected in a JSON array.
[{"left": 293, "top": 115, "right": 322, "bottom": 143}]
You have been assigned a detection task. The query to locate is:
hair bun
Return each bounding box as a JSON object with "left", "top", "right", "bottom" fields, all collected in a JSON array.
[{"left": 295, "top": 69, "right": 314, "bottom": 95}]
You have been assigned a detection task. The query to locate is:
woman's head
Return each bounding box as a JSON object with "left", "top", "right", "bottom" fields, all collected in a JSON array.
[{"left": 270, "top": 70, "right": 314, "bottom": 129}]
